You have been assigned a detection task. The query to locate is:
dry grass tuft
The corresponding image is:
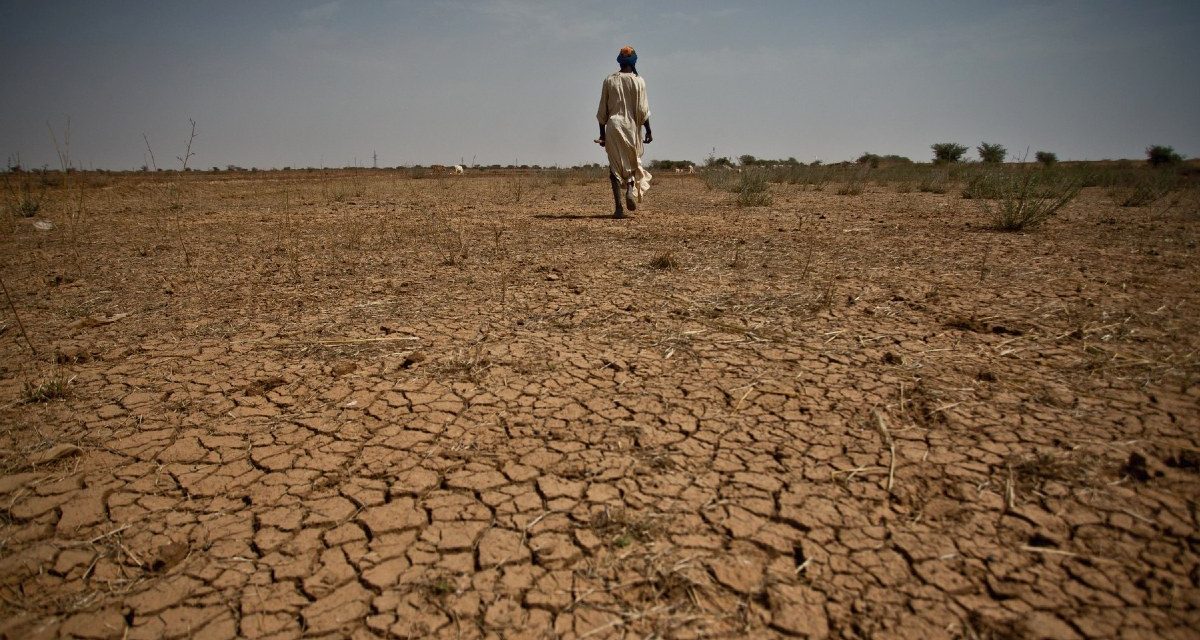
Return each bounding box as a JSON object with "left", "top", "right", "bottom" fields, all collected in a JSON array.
[
  {"left": 648, "top": 251, "right": 680, "bottom": 270},
  {"left": 1005, "top": 451, "right": 1102, "bottom": 494},
  {"left": 591, "top": 507, "right": 660, "bottom": 548},
  {"left": 22, "top": 374, "right": 70, "bottom": 403}
]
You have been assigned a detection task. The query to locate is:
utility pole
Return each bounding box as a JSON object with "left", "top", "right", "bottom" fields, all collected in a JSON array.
[{"left": 373, "top": 150, "right": 378, "bottom": 169}]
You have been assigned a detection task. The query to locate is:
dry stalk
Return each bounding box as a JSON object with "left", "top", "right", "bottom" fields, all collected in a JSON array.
[
  {"left": 0, "top": 276, "right": 35, "bottom": 355},
  {"left": 873, "top": 410, "right": 896, "bottom": 495},
  {"left": 977, "top": 242, "right": 992, "bottom": 282},
  {"left": 173, "top": 119, "right": 197, "bottom": 268},
  {"left": 1004, "top": 466, "right": 1016, "bottom": 510},
  {"left": 142, "top": 132, "right": 158, "bottom": 171}
]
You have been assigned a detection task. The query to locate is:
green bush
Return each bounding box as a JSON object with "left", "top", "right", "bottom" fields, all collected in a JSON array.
[
  {"left": 918, "top": 169, "right": 950, "bottom": 194},
  {"left": 4, "top": 179, "right": 41, "bottom": 217},
  {"left": 988, "top": 170, "right": 1081, "bottom": 231},
  {"left": 699, "top": 167, "right": 735, "bottom": 191},
  {"left": 961, "top": 171, "right": 1005, "bottom": 199},
  {"left": 1035, "top": 151, "right": 1057, "bottom": 167},
  {"left": 977, "top": 142, "right": 1006, "bottom": 164},
  {"left": 856, "top": 153, "right": 881, "bottom": 168},
  {"left": 932, "top": 143, "right": 968, "bottom": 164},
  {"left": 735, "top": 170, "right": 773, "bottom": 207},
  {"left": 650, "top": 159, "right": 695, "bottom": 171},
  {"left": 837, "top": 166, "right": 870, "bottom": 196},
  {"left": 1112, "top": 170, "right": 1181, "bottom": 207},
  {"left": 1146, "top": 145, "right": 1183, "bottom": 167}
]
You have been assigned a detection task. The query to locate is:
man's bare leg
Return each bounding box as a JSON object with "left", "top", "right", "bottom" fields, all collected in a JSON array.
[
  {"left": 624, "top": 178, "right": 637, "bottom": 212},
  {"left": 609, "top": 173, "right": 625, "bottom": 219}
]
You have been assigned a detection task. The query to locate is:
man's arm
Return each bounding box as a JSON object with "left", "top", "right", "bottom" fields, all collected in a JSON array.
[
  {"left": 596, "top": 79, "right": 609, "bottom": 146},
  {"left": 643, "top": 119, "right": 652, "bottom": 144}
]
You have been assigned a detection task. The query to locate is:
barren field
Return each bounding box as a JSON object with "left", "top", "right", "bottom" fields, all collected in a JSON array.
[{"left": 1, "top": 170, "right": 1197, "bottom": 639}]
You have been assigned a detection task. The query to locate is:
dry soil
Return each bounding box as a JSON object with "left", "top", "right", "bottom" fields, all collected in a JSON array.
[{"left": 0, "top": 171, "right": 1197, "bottom": 639}]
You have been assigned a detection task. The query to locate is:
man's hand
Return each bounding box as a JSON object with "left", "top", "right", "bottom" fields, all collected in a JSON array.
[
  {"left": 595, "top": 137, "right": 606, "bottom": 147},
  {"left": 643, "top": 121, "right": 653, "bottom": 144}
]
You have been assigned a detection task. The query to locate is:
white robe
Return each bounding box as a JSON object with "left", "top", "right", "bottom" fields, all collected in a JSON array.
[{"left": 597, "top": 71, "right": 651, "bottom": 198}]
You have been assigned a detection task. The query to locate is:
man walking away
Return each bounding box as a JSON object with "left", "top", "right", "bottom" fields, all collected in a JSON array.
[{"left": 597, "top": 46, "right": 653, "bottom": 219}]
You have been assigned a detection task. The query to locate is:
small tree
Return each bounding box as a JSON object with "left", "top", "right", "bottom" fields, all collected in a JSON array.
[
  {"left": 856, "top": 152, "right": 881, "bottom": 168},
  {"left": 932, "top": 143, "right": 968, "bottom": 164},
  {"left": 1035, "top": 151, "right": 1057, "bottom": 167},
  {"left": 977, "top": 142, "right": 1006, "bottom": 164},
  {"left": 1146, "top": 145, "right": 1183, "bottom": 167},
  {"left": 738, "top": 154, "right": 758, "bottom": 167}
]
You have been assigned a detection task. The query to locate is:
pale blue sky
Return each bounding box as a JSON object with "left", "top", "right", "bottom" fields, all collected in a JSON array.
[{"left": 2, "top": 0, "right": 1197, "bottom": 169}]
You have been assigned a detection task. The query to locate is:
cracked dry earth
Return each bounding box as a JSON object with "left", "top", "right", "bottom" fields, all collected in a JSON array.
[{"left": 1, "top": 171, "right": 1198, "bottom": 639}]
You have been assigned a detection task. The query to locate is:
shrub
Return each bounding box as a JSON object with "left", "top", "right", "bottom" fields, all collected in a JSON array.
[
  {"left": 734, "top": 156, "right": 801, "bottom": 168},
  {"left": 1112, "top": 170, "right": 1181, "bottom": 207},
  {"left": 932, "top": 143, "right": 968, "bottom": 164},
  {"left": 650, "top": 159, "right": 695, "bottom": 171},
  {"left": 1146, "top": 145, "right": 1183, "bottom": 167},
  {"left": 735, "top": 170, "right": 773, "bottom": 207},
  {"left": 699, "top": 167, "right": 735, "bottom": 191},
  {"left": 961, "top": 171, "right": 1004, "bottom": 199},
  {"left": 857, "top": 153, "right": 881, "bottom": 168},
  {"left": 837, "top": 167, "right": 870, "bottom": 195},
  {"left": 4, "top": 179, "right": 41, "bottom": 217},
  {"left": 770, "top": 164, "right": 831, "bottom": 190},
  {"left": 573, "top": 166, "right": 606, "bottom": 185},
  {"left": 988, "top": 169, "right": 1081, "bottom": 231},
  {"left": 977, "top": 142, "right": 1006, "bottom": 164},
  {"left": 918, "top": 169, "right": 950, "bottom": 194},
  {"left": 1035, "top": 151, "right": 1057, "bottom": 167}
]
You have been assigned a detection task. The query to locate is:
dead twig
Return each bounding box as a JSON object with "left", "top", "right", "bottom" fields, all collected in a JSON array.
[
  {"left": 874, "top": 410, "right": 896, "bottom": 495},
  {"left": 0, "top": 276, "right": 35, "bottom": 355}
]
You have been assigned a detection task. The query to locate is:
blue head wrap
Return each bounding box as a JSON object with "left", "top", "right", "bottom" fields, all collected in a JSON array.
[{"left": 617, "top": 46, "right": 637, "bottom": 74}]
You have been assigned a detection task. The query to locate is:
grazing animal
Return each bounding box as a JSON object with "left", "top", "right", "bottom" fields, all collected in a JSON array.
[
  {"left": 686, "top": 165, "right": 696, "bottom": 174},
  {"left": 453, "top": 165, "right": 464, "bottom": 175}
]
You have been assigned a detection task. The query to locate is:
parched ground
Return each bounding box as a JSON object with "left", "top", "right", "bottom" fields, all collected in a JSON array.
[{"left": 0, "top": 171, "right": 1197, "bottom": 639}]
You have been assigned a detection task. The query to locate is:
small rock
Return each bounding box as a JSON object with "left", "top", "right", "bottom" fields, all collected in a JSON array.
[
  {"left": 151, "top": 541, "right": 189, "bottom": 572},
  {"left": 1121, "top": 452, "right": 1154, "bottom": 482}
]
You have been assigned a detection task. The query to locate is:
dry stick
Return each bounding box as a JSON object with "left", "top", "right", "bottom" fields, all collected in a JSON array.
[
  {"left": 174, "top": 119, "right": 197, "bottom": 268},
  {"left": 0, "top": 276, "right": 35, "bottom": 355},
  {"left": 297, "top": 335, "right": 421, "bottom": 346},
  {"left": 142, "top": 132, "right": 158, "bottom": 171},
  {"left": 873, "top": 410, "right": 896, "bottom": 495},
  {"left": 1005, "top": 466, "right": 1017, "bottom": 510}
]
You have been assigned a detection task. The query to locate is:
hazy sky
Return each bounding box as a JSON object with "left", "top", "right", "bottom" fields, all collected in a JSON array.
[{"left": 2, "top": 0, "right": 1197, "bottom": 169}]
